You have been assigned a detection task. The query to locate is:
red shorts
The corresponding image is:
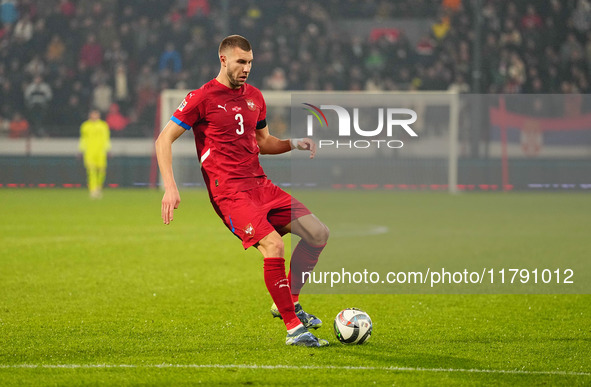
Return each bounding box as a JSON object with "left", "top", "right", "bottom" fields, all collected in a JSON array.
[{"left": 211, "top": 179, "right": 311, "bottom": 249}]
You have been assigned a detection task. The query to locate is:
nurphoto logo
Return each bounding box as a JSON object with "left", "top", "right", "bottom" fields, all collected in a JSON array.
[{"left": 302, "top": 103, "right": 418, "bottom": 149}]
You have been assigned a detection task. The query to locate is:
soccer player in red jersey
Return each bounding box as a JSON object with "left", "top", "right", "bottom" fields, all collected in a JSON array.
[{"left": 155, "top": 35, "right": 329, "bottom": 347}]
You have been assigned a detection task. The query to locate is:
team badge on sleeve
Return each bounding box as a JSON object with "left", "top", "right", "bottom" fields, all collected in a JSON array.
[
  {"left": 246, "top": 99, "right": 256, "bottom": 111},
  {"left": 178, "top": 99, "right": 187, "bottom": 111}
]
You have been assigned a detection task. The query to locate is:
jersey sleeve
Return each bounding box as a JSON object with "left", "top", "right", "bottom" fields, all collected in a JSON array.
[{"left": 171, "top": 89, "right": 205, "bottom": 130}]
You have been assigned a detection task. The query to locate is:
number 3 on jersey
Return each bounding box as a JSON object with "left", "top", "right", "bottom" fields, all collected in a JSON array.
[{"left": 235, "top": 113, "right": 244, "bottom": 135}]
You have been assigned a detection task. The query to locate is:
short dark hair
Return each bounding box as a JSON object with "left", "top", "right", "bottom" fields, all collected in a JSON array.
[{"left": 219, "top": 35, "right": 252, "bottom": 54}]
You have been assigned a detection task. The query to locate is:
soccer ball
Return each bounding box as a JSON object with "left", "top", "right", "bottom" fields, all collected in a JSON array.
[{"left": 333, "top": 308, "right": 373, "bottom": 344}]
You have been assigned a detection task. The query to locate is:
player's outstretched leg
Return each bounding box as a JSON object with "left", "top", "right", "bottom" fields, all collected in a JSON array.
[
  {"left": 288, "top": 240, "right": 326, "bottom": 301},
  {"left": 265, "top": 258, "right": 327, "bottom": 346},
  {"left": 258, "top": 231, "right": 328, "bottom": 347},
  {"left": 271, "top": 214, "right": 329, "bottom": 329}
]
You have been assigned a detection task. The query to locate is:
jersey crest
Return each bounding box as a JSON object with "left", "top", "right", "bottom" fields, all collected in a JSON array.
[
  {"left": 246, "top": 99, "right": 256, "bottom": 111},
  {"left": 244, "top": 223, "right": 255, "bottom": 238}
]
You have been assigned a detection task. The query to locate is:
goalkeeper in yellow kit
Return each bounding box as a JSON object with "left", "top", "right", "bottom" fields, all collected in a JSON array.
[{"left": 78, "top": 109, "right": 111, "bottom": 198}]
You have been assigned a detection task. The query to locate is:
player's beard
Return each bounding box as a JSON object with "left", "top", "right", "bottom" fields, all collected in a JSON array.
[{"left": 228, "top": 70, "right": 247, "bottom": 88}]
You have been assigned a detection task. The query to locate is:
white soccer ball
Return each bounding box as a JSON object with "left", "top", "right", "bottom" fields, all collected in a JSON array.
[{"left": 333, "top": 308, "right": 373, "bottom": 344}]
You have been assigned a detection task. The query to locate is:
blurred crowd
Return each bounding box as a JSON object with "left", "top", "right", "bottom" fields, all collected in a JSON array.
[{"left": 0, "top": 0, "right": 590, "bottom": 137}]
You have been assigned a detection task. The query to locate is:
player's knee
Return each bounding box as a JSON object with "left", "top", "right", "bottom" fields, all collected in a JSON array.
[
  {"left": 260, "top": 235, "right": 285, "bottom": 257},
  {"left": 309, "top": 222, "right": 330, "bottom": 246},
  {"left": 269, "top": 239, "right": 285, "bottom": 257}
]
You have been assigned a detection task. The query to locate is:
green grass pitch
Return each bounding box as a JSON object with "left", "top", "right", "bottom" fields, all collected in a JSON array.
[{"left": 0, "top": 189, "right": 589, "bottom": 385}]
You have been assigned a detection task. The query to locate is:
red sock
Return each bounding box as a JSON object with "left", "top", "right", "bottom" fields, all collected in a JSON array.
[
  {"left": 288, "top": 241, "right": 325, "bottom": 303},
  {"left": 263, "top": 257, "right": 301, "bottom": 330}
]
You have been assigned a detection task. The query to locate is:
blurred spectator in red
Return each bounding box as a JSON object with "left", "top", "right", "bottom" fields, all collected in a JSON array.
[
  {"left": 187, "top": 0, "right": 210, "bottom": 17},
  {"left": 167, "top": 6, "right": 184, "bottom": 23},
  {"left": 9, "top": 112, "right": 29, "bottom": 138},
  {"left": 521, "top": 4, "right": 542, "bottom": 30},
  {"left": 105, "top": 103, "right": 129, "bottom": 132},
  {"left": 79, "top": 34, "right": 103, "bottom": 68},
  {"left": 59, "top": 0, "right": 76, "bottom": 17},
  {"left": 442, "top": 0, "right": 461, "bottom": 12}
]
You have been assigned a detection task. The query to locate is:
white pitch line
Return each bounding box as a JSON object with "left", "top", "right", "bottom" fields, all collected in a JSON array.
[
  {"left": 0, "top": 364, "right": 589, "bottom": 377},
  {"left": 330, "top": 224, "right": 389, "bottom": 237}
]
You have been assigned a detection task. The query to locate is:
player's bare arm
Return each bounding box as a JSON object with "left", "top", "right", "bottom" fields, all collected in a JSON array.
[
  {"left": 155, "top": 120, "right": 186, "bottom": 224},
  {"left": 256, "top": 126, "right": 316, "bottom": 159}
]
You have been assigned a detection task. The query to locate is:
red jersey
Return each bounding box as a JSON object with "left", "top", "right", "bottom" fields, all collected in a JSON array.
[{"left": 171, "top": 79, "right": 267, "bottom": 197}]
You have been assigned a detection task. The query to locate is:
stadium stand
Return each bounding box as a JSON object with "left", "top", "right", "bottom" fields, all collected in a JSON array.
[{"left": 0, "top": 0, "right": 589, "bottom": 137}]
